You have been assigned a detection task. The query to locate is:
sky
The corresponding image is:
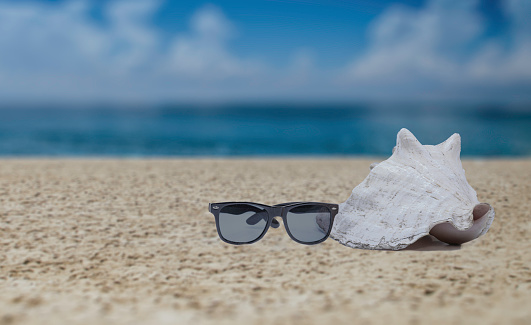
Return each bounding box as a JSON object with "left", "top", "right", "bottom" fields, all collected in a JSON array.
[{"left": 0, "top": 0, "right": 530, "bottom": 104}]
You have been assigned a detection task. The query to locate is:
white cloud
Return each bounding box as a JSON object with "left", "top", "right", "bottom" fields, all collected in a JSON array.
[
  {"left": 165, "top": 5, "right": 262, "bottom": 80},
  {"left": 0, "top": 0, "right": 164, "bottom": 100},
  {"left": 344, "top": 0, "right": 531, "bottom": 100},
  {"left": 103, "top": 0, "right": 161, "bottom": 72},
  {"left": 0, "top": 0, "right": 267, "bottom": 102},
  {"left": 467, "top": 0, "right": 531, "bottom": 84},
  {"left": 350, "top": 0, "right": 481, "bottom": 80},
  {"left": 0, "top": 0, "right": 529, "bottom": 103}
]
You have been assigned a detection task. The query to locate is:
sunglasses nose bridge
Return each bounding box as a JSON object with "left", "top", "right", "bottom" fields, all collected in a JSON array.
[
  {"left": 268, "top": 207, "right": 284, "bottom": 229},
  {"left": 272, "top": 206, "right": 284, "bottom": 216}
]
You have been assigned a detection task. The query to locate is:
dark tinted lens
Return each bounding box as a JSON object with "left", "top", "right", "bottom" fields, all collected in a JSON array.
[
  {"left": 286, "top": 205, "right": 331, "bottom": 243},
  {"left": 218, "top": 204, "right": 268, "bottom": 243}
]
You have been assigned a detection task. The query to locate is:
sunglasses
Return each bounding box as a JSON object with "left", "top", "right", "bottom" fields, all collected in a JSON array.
[{"left": 208, "top": 202, "right": 338, "bottom": 245}]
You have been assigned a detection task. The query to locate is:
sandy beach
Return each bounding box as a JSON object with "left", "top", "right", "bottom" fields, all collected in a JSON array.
[{"left": 0, "top": 158, "right": 530, "bottom": 325}]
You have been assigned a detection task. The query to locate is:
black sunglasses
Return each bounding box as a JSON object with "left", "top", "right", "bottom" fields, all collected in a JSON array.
[{"left": 208, "top": 202, "right": 338, "bottom": 245}]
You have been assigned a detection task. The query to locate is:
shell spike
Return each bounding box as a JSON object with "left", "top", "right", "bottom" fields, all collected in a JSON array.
[
  {"left": 395, "top": 128, "right": 424, "bottom": 155},
  {"left": 439, "top": 133, "right": 461, "bottom": 157}
]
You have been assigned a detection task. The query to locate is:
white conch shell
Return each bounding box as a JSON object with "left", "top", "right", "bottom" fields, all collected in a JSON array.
[{"left": 331, "top": 128, "right": 495, "bottom": 250}]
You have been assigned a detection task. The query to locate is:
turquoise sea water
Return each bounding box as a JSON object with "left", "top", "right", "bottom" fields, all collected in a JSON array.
[{"left": 0, "top": 104, "right": 530, "bottom": 157}]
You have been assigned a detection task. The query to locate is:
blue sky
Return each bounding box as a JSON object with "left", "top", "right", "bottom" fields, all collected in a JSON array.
[
  {"left": 154, "top": 0, "right": 427, "bottom": 68},
  {"left": 0, "top": 0, "right": 530, "bottom": 103}
]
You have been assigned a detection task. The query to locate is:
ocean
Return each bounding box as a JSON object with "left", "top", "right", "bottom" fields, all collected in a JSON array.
[{"left": 0, "top": 104, "right": 530, "bottom": 157}]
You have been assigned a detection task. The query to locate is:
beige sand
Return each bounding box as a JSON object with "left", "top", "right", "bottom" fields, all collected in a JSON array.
[{"left": 0, "top": 159, "right": 530, "bottom": 325}]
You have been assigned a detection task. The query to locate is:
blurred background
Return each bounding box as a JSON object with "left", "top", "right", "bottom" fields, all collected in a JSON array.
[{"left": 0, "top": 0, "right": 530, "bottom": 157}]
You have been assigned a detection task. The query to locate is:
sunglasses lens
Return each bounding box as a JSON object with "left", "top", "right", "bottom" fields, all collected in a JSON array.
[
  {"left": 218, "top": 204, "right": 268, "bottom": 243},
  {"left": 286, "top": 205, "right": 331, "bottom": 243}
]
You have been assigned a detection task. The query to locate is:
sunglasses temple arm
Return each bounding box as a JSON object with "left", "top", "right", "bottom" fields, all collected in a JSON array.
[
  {"left": 246, "top": 211, "right": 280, "bottom": 228},
  {"left": 245, "top": 211, "right": 268, "bottom": 225}
]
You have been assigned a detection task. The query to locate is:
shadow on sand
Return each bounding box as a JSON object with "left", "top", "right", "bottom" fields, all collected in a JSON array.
[{"left": 403, "top": 235, "right": 461, "bottom": 251}]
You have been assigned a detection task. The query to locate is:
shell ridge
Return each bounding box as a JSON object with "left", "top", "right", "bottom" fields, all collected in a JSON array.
[{"left": 390, "top": 155, "right": 477, "bottom": 226}]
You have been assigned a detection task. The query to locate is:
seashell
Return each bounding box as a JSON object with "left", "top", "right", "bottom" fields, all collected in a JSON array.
[{"left": 331, "top": 128, "right": 495, "bottom": 250}]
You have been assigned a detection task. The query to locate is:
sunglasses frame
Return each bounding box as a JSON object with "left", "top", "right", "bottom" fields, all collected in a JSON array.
[{"left": 208, "top": 201, "right": 339, "bottom": 245}]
